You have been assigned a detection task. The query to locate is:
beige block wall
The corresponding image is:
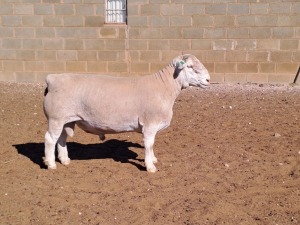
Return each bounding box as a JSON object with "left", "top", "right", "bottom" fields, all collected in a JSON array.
[{"left": 0, "top": 0, "right": 299, "bottom": 83}]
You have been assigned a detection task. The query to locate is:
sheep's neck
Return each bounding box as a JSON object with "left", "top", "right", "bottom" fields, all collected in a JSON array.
[{"left": 152, "top": 64, "right": 182, "bottom": 99}]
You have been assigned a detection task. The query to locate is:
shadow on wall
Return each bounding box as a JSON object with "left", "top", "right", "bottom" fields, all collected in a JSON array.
[{"left": 13, "top": 139, "right": 145, "bottom": 171}]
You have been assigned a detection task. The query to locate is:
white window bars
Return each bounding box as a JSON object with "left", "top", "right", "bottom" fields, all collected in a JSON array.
[{"left": 106, "top": 0, "right": 127, "bottom": 24}]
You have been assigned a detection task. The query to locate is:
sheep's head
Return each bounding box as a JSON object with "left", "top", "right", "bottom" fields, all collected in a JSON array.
[{"left": 173, "top": 54, "right": 210, "bottom": 89}]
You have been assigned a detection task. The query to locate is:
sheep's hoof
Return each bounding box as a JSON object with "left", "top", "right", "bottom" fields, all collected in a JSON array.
[
  {"left": 44, "top": 159, "right": 57, "bottom": 169},
  {"left": 47, "top": 164, "right": 57, "bottom": 169},
  {"left": 147, "top": 166, "right": 157, "bottom": 173},
  {"left": 60, "top": 158, "right": 71, "bottom": 166}
]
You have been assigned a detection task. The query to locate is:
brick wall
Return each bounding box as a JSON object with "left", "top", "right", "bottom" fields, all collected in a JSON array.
[{"left": 0, "top": 0, "right": 299, "bottom": 83}]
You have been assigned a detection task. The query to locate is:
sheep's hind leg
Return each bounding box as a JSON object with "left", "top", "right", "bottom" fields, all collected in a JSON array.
[
  {"left": 44, "top": 120, "right": 64, "bottom": 169},
  {"left": 57, "top": 123, "right": 74, "bottom": 166}
]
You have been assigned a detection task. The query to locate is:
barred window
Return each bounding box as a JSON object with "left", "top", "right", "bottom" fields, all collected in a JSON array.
[{"left": 106, "top": 0, "right": 127, "bottom": 24}]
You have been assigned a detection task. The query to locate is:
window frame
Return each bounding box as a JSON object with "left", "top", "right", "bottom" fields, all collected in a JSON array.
[{"left": 105, "top": 0, "right": 127, "bottom": 25}]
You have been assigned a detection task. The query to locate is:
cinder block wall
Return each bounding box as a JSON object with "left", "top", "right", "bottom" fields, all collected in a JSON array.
[{"left": 0, "top": 0, "right": 299, "bottom": 83}]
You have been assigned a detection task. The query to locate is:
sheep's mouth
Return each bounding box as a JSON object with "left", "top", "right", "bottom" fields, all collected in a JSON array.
[{"left": 198, "top": 81, "right": 210, "bottom": 88}]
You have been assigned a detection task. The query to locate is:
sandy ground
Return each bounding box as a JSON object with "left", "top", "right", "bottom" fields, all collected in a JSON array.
[{"left": 0, "top": 82, "right": 300, "bottom": 225}]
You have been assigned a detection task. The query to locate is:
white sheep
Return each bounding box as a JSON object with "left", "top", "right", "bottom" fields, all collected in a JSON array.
[{"left": 43, "top": 54, "right": 210, "bottom": 172}]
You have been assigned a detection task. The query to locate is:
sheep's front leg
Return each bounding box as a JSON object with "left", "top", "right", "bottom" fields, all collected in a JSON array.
[
  {"left": 143, "top": 132, "right": 157, "bottom": 173},
  {"left": 151, "top": 148, "right": 158, "bottom": 164}
]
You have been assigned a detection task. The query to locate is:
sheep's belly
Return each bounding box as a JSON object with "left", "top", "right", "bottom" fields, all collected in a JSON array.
[{"left": 76, "top": 120, "right": 142, "bottom": 135}]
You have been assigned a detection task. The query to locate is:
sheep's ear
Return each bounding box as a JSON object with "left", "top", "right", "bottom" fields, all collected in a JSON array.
[
  {"left": 173, "top": 58, "right": 186, "bottom": 70},
  {"left": 178, "top": 60, "right": 186, "bottom": 69},
  {"left": 172, "top": 57, "right": 186, "bottom": 78}
]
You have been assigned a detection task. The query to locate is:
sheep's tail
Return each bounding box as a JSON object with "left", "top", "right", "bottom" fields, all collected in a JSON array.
[
  {"left": 44, "top": 74, "right": 55, "bottom": 96},
  {"left": 44, "top": 87, "right": 48, "bottom": 96}
]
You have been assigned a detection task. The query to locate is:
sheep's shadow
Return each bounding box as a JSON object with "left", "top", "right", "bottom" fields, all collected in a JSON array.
[{"left": 13, "top": 139, "right": 145, "bottom": 171}]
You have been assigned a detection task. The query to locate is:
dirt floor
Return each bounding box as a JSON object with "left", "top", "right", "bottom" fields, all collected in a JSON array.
[{"left": 0, "top": 81, "right": 300, "bottom": 225}]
